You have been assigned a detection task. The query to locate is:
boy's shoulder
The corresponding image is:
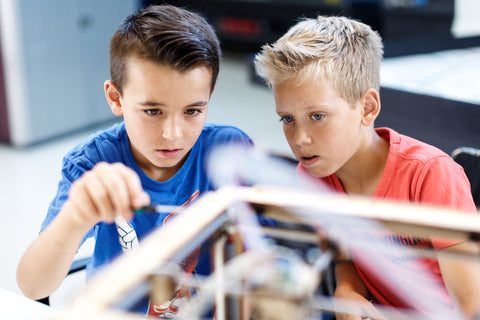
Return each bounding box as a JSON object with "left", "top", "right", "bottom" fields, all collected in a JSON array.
[
  {"left": 202, "top": 122, "right": 249, "bottom": 134},
  {"left": 377, "top": 127, "right": 450, "bottom": 164},
  {"left": 64, "top": 122, "right": 127, "bottom": 165},
  {"left": 201, "top": 123, "right": 253, "bottom": 144}
]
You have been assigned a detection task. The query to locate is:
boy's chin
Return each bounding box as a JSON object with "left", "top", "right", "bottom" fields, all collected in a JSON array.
[{"left": 306, "top": 167, "right": 332, "bottom": 179}]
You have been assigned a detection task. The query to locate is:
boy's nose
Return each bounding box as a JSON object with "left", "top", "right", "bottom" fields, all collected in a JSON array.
[
  {"left": 162, "top": 118, "right": 182, "bottom": 140},
  {"left": 293, "top": 126, "right": 312, "bottom": 145}
]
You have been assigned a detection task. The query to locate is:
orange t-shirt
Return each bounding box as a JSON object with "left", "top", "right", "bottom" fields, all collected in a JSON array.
[{"left": 298, "top": 127, "right": 476, "bottom": 318}]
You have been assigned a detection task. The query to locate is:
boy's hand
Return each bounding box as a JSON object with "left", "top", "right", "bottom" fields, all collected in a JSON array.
[
  {"left": 334, "top": 288, "right": 387, "bottom": 320},
  {"left": 334, "top": 293, "right": 385, "bottom": 320},
  {"left": 334, "top": 260, "right": 387, "bottom": 320},
  {"left": 63, "top": 162, "right": 150, "bottom": 228}
]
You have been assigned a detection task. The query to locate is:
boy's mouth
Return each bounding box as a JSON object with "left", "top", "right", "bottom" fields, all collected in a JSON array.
[
  {"left": 301, "top": 154, "right": 317, "bottom": 160},
  {"left": 300, "top": 154, "right": 318, "bottom": 165},
  {"left": 157, "top": 149, "right": 181, "bottom": 158}
]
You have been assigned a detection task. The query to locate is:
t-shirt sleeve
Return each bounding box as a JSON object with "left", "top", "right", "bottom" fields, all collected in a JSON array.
[
  {"left": 414, "top": 156, "right": 477, "bottom": 249},
  {"left": 209, "top": 125, "right": 254, "bottom": 147},
  {"left": 414, "top": 156, "right": 475, "bottom": 210},
  {"left": 40, "top": 153, "right": 96, "bottom": 240}
]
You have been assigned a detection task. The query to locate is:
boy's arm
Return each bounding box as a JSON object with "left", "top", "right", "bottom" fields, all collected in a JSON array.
[
  {"left": 416, "top": 158, "right": 480, "bottom": 317},
  {"left": 16, "top": 162, "right": 150, "bottom": 300},
  {"left": 438, "top": 241, "right": 480, "bottom": 319},
  {"left": 16, "top": 202, "right": 92, "bottom": 300},
  {"left": 334, "top": 261, "right": 383, "bottom": 320}
]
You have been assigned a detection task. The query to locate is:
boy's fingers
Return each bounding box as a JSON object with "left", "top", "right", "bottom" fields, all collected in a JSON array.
[
  {"left": 113, "top": 163, "right": 150, "bottom": 209},
  {"left": 84, "top": 166, "right": 118, "bottom": 222},
  {"left": 68, "top": 162, "right": 149, "bottom": 224},
  {"left": 96, "top": 162, "right": 141, "bottom": 220},
  {"left": 69, "top": 180, "right": 98, "bottom": 225}
]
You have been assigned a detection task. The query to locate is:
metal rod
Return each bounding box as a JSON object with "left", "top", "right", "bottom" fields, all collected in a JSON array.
[{"left": 214, "top": 234, "right": 228, "bottom": 320}]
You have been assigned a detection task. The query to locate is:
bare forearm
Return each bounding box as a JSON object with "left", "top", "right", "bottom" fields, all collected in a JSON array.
[
  {"left": 334, "top": 261, "right": 378, "bottom": 320},
  {"left": 335, "top": 261, "right": 370, "bottom": 299},
  {"left": 16, "top": 204, "right": 91, "bottom": 299},
  {"left": 438, "top": 242, "right": 480, "bottom": 319},
  {"left": 17, "top": 163, "right": 149, "bottom": 300}
]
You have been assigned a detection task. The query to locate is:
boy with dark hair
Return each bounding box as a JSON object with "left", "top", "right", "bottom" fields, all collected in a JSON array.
[
  {"left": 255, "top": 15, "right": 480, "bottom": 319},
  {"left": 17, "top": 4, "right": 252, "bottom": 317}
]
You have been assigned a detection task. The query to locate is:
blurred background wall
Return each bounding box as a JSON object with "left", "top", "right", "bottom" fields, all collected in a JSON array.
[{"left": 1, "top": 0, "right": 479, "bottom": 149}]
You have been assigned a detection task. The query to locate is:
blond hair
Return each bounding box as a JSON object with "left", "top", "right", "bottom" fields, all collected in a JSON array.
[{"left": 254, "top": 16, "right": 383, "bottom": 106}]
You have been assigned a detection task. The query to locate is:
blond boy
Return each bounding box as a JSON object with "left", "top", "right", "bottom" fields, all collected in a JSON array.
[{"left": 255, "top": 15, "right": 480, "bottom": 319}]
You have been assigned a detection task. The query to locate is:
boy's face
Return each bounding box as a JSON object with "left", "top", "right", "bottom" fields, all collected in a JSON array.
[
  {"left": 106, "top": 57, "right": 212, "bottom": 181},
  {"left": 273, "top": 76, "right": 366, "bottom": 178}
]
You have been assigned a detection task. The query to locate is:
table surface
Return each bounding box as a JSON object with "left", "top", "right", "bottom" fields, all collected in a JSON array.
[{"left": 0, "top": 288, "right": 59, "bottom": 320}]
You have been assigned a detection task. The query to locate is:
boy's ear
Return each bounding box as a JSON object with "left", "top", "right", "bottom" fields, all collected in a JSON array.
[
  {"left": 360, "top": 88, "right": 381, "bottom": 126},
  {"left": 104, "top": 80, "right": 123, "bottom": 116}
]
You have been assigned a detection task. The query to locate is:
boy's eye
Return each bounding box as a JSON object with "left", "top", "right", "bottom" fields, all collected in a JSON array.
[
  {"left": 311, "top": 113, "right": 325, "bottom": 121},
  {"left": 279, "top": 115, "right": 294, "bottom": 124},
  {"left": 145, "top": 109, "right": 161, "bottom": 116},
  {"left": 185, "top": 108, "right": 201, "bottom": 116}
]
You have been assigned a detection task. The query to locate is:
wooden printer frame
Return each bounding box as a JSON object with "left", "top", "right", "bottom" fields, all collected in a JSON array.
[{"left": 57, "top": 185, "right": 480, "bottom": 320}]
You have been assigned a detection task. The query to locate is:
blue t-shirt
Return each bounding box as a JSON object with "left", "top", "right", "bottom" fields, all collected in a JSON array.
[{"left": 41, "top": 122, "right": 253, "bottom": 279}]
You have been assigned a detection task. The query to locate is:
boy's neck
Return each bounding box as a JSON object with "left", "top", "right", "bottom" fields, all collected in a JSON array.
[
  {"left": 131, "top": 144, "right": 188, "bottom": 182},
  {"left": 336, "top": 130, "right": 389, "bottom": 196}
]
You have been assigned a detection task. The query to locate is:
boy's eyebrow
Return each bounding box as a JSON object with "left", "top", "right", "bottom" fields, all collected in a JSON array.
[
  {"left": 139, "top": 100, "right": 209, "bottom": 107},
  {"left": 187, "top": 101, "right": 209, "bottom": 107}
]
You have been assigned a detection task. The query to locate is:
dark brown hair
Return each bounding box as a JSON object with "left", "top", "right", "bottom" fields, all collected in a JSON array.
[{"left": 110, "top": 4, "right": 221, "bottom": 94}]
